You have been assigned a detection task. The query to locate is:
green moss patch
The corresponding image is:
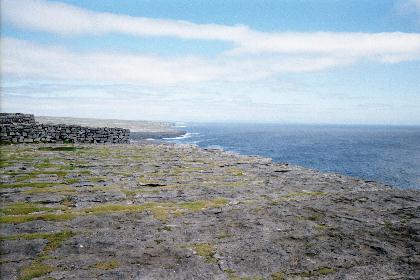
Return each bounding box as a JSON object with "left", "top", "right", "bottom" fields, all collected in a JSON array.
[
  {"left": 227, "top": 168, "right": 246, "bottom": 176},
  {"left": 315, "top": 223, "right": 329, "bottom": 230},
  {"left": 0, "top": 202, "right": 63, "bottom": 215},
  {"left": 1, "top": 230, "right": 75, "bottom": 254},
  {"left": 0, "top": 198, "right": 229, "bottom": 224},
  {"left": 24, "top": 186, "right": 76, "bottom": 195},
  {"left": 224, "top": 269, "right": 238, "bottom": 280},
  {"left": 0, "top": 161, "right": 12, "bottom": 168},
  {"left": 19, "top": 261, "right": 53, "bottom": 280},
  {"left": 82, "top": 198, "right": 228, "bottom": 221},
  {"left": 91, "top": 259, "right": 120, "bottom": 270},
  {"left": 64, "top": 178, "right": 80, "bottom": 184},
  {"left": 42, "top": 230, "right": 76, "bottom": 253},
  {"left": 193, "top": 243, "right": 217, "bottom": 263},
  {"left": 271, "top": 271, "right": 285, "bottom": 280},
  {"left": 0, "top": 212, "right": 76, "bottom": 224},
  {"left": 179, "top": 198, "right": 228, "bottom": 211},
  {"left": 3, "top": 231, "right": 74, "bottom": 280},
  {"left": 0, "top": 182, "right": 63, "bottom": 189}
]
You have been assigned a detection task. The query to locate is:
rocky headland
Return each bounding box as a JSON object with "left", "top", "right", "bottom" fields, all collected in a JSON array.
[
  {"left": 0, "top": 142, "right": 419, "bottom": 280},
  {"left": 36, "top": 116, "right": 185, "bottom": 140}
]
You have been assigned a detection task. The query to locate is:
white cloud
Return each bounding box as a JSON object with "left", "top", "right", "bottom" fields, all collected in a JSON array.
[
  {"left": 0, "top": 0, "right": 250, "bottom": 40},
  {"left": 2, "top": 0, "right": 420, "bottom": 61},
  {"left": 1, "top": 0, "right": 420, "bottom": 92},
  {"left": 229, "top": 32, "right": 420, "bottom": 60},
  {"left": 398, "top": 0, "right": 420, "bottom": 14},
  {"left": 1, "top": 38, "right": 357, "bottom": 84},
  {"left": 397, "top": 0, "right": 420, "bottom": 24},
  {"left": 0, "top": 38, "right": 225, "bottom": 84}
]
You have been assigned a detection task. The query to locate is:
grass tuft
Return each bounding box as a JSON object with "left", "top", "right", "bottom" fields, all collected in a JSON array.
[
  {"left": 225, "top": 269, "right": 238, "bottom": 280},
  {"left": 91, "top": 259, "right": 120, "bottom": 270},
  {"left": 1, "top": 230, "right": 76, "bottom": 254},
  {"left": 271, "top": 271, "right": 285, "bottom": 280},
  {"left": 0, "top": 182, "right": 63, "bottom": 189},
  {"left": 19, "top": 261, "right": 53, "bottom": 280},
  {"left": 179, "top": 198, "right": 228, "bottom": 211},
  {"left": 24, "top": 186, "right": 75, "bottom": 195},
  {"left": 0, "top": 212, "right": 76, "bottom": 224},
  {"left": 42, "top": 230, "right": 75, "bottom": 253},
  {"left": 193, "top": 243, "right": 217, "bottom": 263},
  {"left": 0, "top": 198, "right": 229, "bottom": 224},
  {"left": 64, "top": 178, "right": 80, "bottom": 185},
  {"left": 0, "top": 202, "right": 62, "bottom": 215},
  {"left": 315, "top": 223, "right": 329, "bottom": 230},
  {"left": 317, "top": 267, "right": 335, "bottom": 275}
]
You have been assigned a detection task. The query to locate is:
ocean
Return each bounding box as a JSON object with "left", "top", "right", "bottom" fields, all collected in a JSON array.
[{"left": 165, "top": 123, "right": 420, "bottom": 189}]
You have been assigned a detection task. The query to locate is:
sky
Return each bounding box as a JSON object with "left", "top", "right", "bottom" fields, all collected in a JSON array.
[{"left": 1, "top": 0, "right": 420, "bottom": 124}]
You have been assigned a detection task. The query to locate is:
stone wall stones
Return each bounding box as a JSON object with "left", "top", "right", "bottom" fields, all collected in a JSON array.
[
  {"left": 0, "top": 113, "right": 35, "bottom": 124},
  {"left": 0, "top": 113, "right": 130, "bottom": 144}
]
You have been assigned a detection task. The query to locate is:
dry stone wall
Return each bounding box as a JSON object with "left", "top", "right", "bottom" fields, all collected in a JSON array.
[
  {"left": 0, "top": 113, "right": 130, "bottom": 144},
  {"left": 0, "top": 113, "right": 35, "bottom": 124}
]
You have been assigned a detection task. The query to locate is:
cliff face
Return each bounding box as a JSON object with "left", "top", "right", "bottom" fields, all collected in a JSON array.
[
  {"left": 1, "top": 143, "right": 419, "bottom": 279},
  {"left": 0, "top": 113, "right": 130, "bottom": 144}
]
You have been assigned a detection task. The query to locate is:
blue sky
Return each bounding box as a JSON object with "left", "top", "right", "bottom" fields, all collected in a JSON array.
[{"left": 1, "top": 0, "right": 420, "bottom": 124}]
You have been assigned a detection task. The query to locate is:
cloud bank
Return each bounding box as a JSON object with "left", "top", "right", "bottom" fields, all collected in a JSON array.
[
  {"left": 398, "top": 0, "right": 420, "bottom": 18},
  {"left": 1, "top": 37, "right": 359, "bottom": 84},
  {"left": 2, "top": 0, "right": 420, "bottom": 84},
  {"left": 2, "top": 0, "right": 420, "bottom": 61}
]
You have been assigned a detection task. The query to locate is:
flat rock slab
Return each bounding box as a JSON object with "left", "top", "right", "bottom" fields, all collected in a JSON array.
[{"left": 0, "top": 143, "right": 419, "bottom": 279}]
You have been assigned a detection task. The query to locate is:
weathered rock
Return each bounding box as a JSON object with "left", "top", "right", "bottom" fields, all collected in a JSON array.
[{"left": 0, "top": 143, "right": 418, "bottom": 279}]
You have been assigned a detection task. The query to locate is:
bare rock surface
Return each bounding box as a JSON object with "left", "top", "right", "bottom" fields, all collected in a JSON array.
[{"left": 0, "top": 143, "right": 419, "bottom": 279}]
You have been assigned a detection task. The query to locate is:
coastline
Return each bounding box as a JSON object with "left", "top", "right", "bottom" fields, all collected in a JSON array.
[
  {"left": 164, "top": 123, "right": 420, "bottom": 189},
  {"left": 36, "top": 115, "right": 187, "bottom": 140},
  {"left": 1, "top": 142, "right": 419, "bottom": 279},
  {"left": 130, "top": 130, "right": 186, "bottom": 141}
]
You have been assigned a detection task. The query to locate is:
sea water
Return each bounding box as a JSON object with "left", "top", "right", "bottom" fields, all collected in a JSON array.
[{"left": 166, "top": 123, "right": 420, "bottom": 189}]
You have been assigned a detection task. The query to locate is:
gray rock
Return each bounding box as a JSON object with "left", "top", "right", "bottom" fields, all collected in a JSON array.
[{"left": 0, "top": 143, "right": 418, "bottom": 279}]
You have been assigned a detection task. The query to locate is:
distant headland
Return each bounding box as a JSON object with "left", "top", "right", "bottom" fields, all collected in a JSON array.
[{"left": 0, "top": 113, "right": 185, "bottom": 144}]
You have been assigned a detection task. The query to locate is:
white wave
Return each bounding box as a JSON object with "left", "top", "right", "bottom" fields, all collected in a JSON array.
[
  {"left": 206, "top": 145, "right": 224, "bottom": 151},
  {"left": 163, "top": 132, "right": 193, "bottom": 140},
  {"left": 165, "top": 132, "right": 201, "bottom": 140}
]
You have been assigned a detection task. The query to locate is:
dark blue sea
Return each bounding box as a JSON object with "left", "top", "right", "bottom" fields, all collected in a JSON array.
[{"left": 165, "top": 123, "right": 420, "bottom": 189}]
